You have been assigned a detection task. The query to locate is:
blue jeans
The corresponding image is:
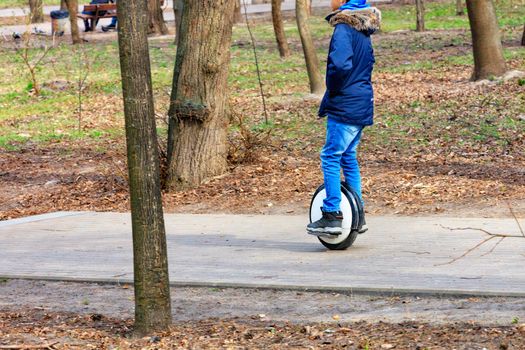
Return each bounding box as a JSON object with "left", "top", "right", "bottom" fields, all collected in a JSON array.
[{"left": 321, "top": 117, "right": 364, "bottom": 212}]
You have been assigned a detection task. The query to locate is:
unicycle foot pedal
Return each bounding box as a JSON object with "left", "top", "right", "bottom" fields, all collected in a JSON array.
[{"left": 307, "top": 230, "right": 341, "bottom": 238}]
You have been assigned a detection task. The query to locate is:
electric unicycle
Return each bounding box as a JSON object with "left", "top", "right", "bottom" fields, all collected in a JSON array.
[{"left": 309, "top": 182, "right": 365, "bottom": 250}]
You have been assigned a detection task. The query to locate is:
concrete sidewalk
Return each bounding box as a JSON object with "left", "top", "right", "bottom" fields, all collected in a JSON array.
[{"left": 1, "top": 212, "right": 524, "bottom": 296}]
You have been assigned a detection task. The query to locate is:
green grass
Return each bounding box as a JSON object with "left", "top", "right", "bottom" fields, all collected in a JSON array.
[
  {"left": 0, "top": 1, "right": 523, "bottom": 152},
  {"left": 381, "top": 0, "right": 524, "bottom": 32}
]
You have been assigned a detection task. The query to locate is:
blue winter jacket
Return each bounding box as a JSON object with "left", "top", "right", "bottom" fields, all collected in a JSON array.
[{"left": 318, "top": 8, "right": 381, "bottom": 126}]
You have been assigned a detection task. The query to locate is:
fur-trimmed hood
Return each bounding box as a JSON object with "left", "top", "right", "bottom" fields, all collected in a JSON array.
[{"left": 326, "top": 7, "right": 381, "bottom": 33}]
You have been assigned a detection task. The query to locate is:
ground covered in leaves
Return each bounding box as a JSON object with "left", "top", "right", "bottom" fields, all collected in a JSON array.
[
  {"left": 0, "top": 2, "right": 524, "bottom": 220},
  {"left": 2, "top": 310, "right": 525, "bottom": 349},
  {"left": 1, "top": 279, "right": 525, "bottom": 349}
]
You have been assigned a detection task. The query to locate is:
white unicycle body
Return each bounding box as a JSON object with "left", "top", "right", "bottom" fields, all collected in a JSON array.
[{"left": 309, "top": 182, "right": 365, "bottom": 250}]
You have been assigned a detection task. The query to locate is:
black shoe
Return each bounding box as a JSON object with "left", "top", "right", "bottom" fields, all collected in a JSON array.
[
  {"left": 358, "top": 217, "right": 368, "bottom": 234},
  {"left": 307, "top": 209, "right": 343, "bottom": 236},
  {"left": 102, "top": 24, "right": 116, "bottom": 32}
]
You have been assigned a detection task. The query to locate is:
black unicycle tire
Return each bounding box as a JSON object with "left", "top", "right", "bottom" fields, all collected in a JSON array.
[{"left": 309, "top": 184, "right": 360, "bottom": 250}]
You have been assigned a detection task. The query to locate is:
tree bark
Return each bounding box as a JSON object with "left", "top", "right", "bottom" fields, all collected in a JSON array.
[
  {"left": 456, "top": 0, "right": 464, "bottom": 16},
  {"left": 173, "top": 0, "right": 183, "bottom": 45},
  {"left": 307, "top": 0, "right": 312, "bottom": 17},
  {"left": 166, "top": 0, "right": 236, "bottom": 189},
  {"left": 148, "top": 0, "right": 169, "bottom": 35},
  {"left": 466, "top": 0, "right": 507, "bottom": 80},
  {"left": 415, "top": 0, "right": 425, "bottom": 32},
  {"left": 29, "top": 0, "right": 44, "bottom": 23},
  {"left": 272, "top": 0, "right": 290, "bottom": 58},
  {"left": 521, "top": 24, "right": 525, "bottom": 46},
  {"left": 116, "top": 0, "right": 172, "bottom": 336},
  {"left": 234, "top": 0, "right": 242, "bottom": 23},
  {"left": 64, "top": 0, "right": 81, "bottom": 44},
  {"left": 296, "top": 0, "right": 324, "bottom": 94}
]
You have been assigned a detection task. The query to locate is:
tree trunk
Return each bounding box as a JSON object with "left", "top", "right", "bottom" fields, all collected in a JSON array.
[
  {"left": 521, "top": 24, "right": 525, "bottom": 46},
  {"left": 116, "top": 0, "right": 172, "bottom": 336},
  {"left": 148, "top": 0, "right": 168, "bottom": 35},
  {"left": 64, "top": 0, "right": 81, "bottom": 44},
  {"left": 307, "top": 0, "right": 312, "bottom": 17},
  {"left": 456, "top": 0, "right": 464, "bottom": 16},
  {"left": 272, "top": 0, "right": 290, "bottom": 58},
  {"left": 415, "top": 0, "right": 425, "bottom": 32},
  {"left": 234, "top": 0, "right": 242, "bottom": 23},
  {"left": 166, "top": 0, "right": 236, "bottom": 189},
  {"left": 296, "top": 0, "right": 324, "bottom": 95},
  {"left": 466, "top": 0, "right": 507, "bottom": 80},
  {"left": 29, "top": 0, "right": 44, "bottom": 23},
  {"left": 173, "top": 0, "right": 183, "bottom": 45}
]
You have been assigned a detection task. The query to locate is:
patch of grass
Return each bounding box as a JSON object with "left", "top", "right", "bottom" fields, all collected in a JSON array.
[
  {"left": 380, "top": 0, "right": 524, "bottom": 32},
  {"left": 0, "top": 134, "right": 29, "bottom": 150},
  {"left": 0, "top": 2, "right": 523, "bottom": 156}
]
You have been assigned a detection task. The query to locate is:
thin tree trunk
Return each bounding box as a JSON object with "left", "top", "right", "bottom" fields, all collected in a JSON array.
[
  {"left": 456, "top": 0, "right": 464, "bottom": 15},
  {"left": 522, "top": 24, "right": 525, "bottom": 46},
  {"left": 148, "top": 0, "right": 168, "bottom": 35},
  {"left": 234, "top": 0, "right": 242, "bottom": 23},
  {"left": 271, "top": 0, "right": 290, "bottom": 58},
  {"left": 415, "top": 0, "right": 425, "bottom": 32},
  {"left": 117, "top": 0, "right": 172, "bottom": 336},
  {"left": 466, "top": 0, "right": 506, "bottom": 80},
  {"left": 166, "top": 0, "right": 236, "bottom": 189},
  {"left": 306, "top": 0, "right": 312, "bottom": 17},
  {"left": 296, "top": 0, "right": 324, "bottom": 95},
  {"left": 64, "top": 0, "right": 81, "bottom": 44},
  {"left": 173, "top": 0, "right": 183, "bottom": 45},
  {"left": 29, "top": 0, "right": 44, "bottom": 23}
]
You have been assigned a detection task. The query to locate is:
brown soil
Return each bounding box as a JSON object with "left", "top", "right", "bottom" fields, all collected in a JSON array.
[
  {"left": 1, "top": 138, "right": 523, "bottom": 221},
  {"left": 1, "top": 309, "right": 524, "bottom": 349}
]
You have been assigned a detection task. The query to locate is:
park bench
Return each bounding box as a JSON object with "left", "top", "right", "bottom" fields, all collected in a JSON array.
[{"left": 77, "top": 3, "right": 117, "bottom": 31}]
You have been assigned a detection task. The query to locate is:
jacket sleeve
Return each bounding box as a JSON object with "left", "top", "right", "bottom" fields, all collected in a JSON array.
[{"left": 326, "top": 25, "right": 354, "bottom": 93}]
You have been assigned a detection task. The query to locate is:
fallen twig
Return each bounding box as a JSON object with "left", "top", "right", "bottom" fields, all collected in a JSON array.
[
  {"left": 481, "top": 236, "right": 505, "bottom": 257},
  {"left": 438, "top": 225, "right": 522, "bottom": 239},
  {"left": 436, "top": 206, "right": 524, "bottom": 265},
  {"left": 507, "top": 202, "right": 525, "bottom": 238},
  {"left": 436, "top": 235, "right": 496, "bottom": 266}
]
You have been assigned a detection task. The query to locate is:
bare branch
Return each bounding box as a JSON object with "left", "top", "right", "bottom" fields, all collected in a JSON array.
[
  {"left": 437, "top": 206, "right": 524, "bottom": 265},
  {"left": 507, "top": 201, "right": 525, "bottom": 238},
  {"left": 439, "top": 225, "right": 523, "bottom": 238},
  {"left": 481, "top": 236, "right": 505, "bottom": 257},
  {"left": 242, "top": 0, "right": 269, "bottom": 125},
  {"left": 436, "top": 235, "right": 497, "bottom": 266}
]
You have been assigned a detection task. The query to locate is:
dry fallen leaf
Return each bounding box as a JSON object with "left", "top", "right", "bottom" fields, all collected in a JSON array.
[{"left": 517, "top": 324, "right": 525, "bottom": 333}]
